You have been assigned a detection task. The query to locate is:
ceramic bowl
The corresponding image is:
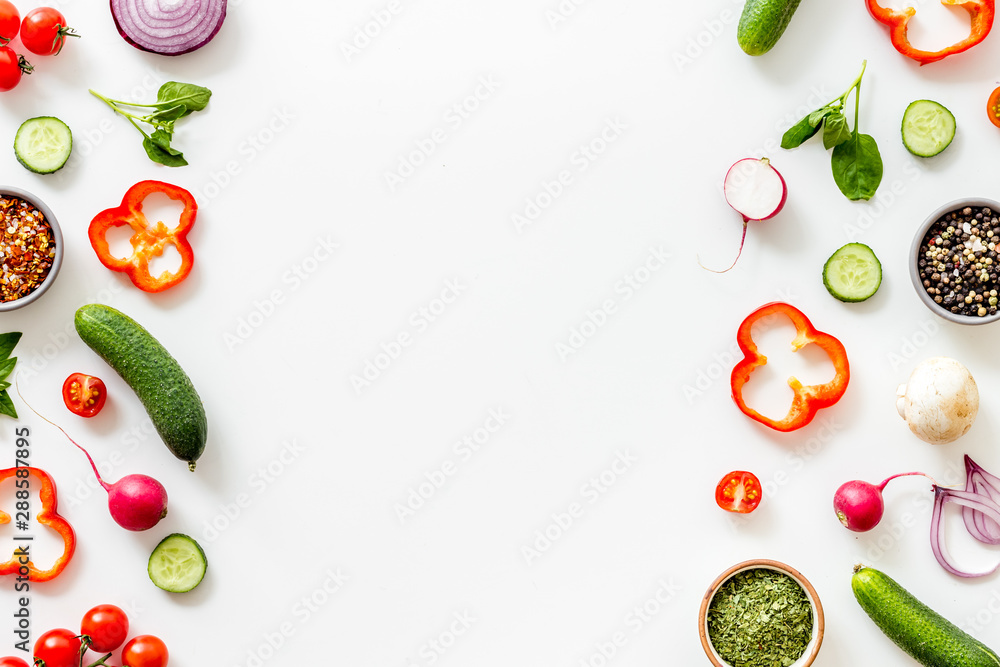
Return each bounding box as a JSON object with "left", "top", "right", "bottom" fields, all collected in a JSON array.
[
  {"left": 698, "top": 558, "right": 825, "bottom": 667},
  {"left": 0, "top": 186, "right": 63, "bottom": 312},
  {"left": 909, "top": 197, "right": 1000, "bottom": 325}
]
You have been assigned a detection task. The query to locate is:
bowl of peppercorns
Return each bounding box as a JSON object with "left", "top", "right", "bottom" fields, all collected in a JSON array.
[
  {"left": 0, "top": 187, "right": 63, "bottom": 311},
  {"left": 911, "top": 198, "right": 1000, "bottom": 325}
]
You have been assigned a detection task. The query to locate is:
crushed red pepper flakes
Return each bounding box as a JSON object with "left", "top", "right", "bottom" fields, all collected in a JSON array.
[{"left": 0, "top": 196, "right": 56, "bottom": 302}]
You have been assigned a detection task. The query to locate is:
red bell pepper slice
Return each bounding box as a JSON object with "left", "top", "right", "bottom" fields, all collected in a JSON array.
[
  {"left": 866, "top": 0, "right": 995, "bottom": 65},
  {"left": 0, "top": 467, "right": 75, "bottom": 582},
  {"left": 89, "top": 180, "right": 197, "bottom": 293},
  {"left": 730, "top": 302, "right": 850, "bottom": 432}
]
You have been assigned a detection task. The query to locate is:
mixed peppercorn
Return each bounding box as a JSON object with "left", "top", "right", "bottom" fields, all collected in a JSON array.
[
  {"left": 0, "top": 195, "right": 56, "bottom": 302},
  {"left": 919, "top": 205, "right": 1000, "bottom": 318}
]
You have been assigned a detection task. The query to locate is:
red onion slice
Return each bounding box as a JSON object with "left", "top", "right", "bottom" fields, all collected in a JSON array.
[
  {"left": 963, "top": 455, "right": 1000, "bottom": 543},
  {"left": 931, "top": 486, "right": 1000, "bottom": 578},
  {"left": 110, "top": 0, "right": 227, "bottom": 56}
]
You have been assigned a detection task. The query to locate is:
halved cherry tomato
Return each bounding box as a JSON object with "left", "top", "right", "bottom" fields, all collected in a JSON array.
[
  {"left": 715, "top": 470, "right": 762, "bottom": 514},
  {"left": 988, "top": 86, "right": 1000, "bottom": 129},
  {"left": 62, "top": 373, "right": 107, "bottom": 417}
]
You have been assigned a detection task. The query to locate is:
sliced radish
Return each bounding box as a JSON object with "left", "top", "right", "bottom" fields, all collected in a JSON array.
[
  {"left": 703, "top": 157, "right": 787, "bottom": 273},
  {"left": 725, "top": 157, "right": 787, "bottom": 222}
]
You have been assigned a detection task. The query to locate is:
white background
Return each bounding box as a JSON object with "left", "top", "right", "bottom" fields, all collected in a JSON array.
[{"left": 1, "top": 0, "right": 1000, "bottom": 665}]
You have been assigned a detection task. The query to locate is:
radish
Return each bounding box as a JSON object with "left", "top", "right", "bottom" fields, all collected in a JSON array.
[
  {"left": 703, "top": 157, "right": 787, "bottom": 273},
  {"left": 19, "top": 388, "right": 168, "bottom": 531},
  {"left": 834, "top": 473, "right": 934, "bottom": 532}
]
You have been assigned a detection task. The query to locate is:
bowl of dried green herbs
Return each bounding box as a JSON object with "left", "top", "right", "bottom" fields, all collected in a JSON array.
[{"left": 698, "top": 559, "right": 824, "bottom": 667}]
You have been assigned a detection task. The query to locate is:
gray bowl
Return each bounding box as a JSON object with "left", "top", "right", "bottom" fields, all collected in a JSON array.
[
  {"left": 0, "top": 187, "right": 63, "bottom": 312},
  {"left": 909, "top": 197, "right": 1000, "bottom": 325}
]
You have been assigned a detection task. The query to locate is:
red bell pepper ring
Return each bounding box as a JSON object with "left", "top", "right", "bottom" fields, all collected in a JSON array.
[
  {"left": 730, "top": 302, "right": 850, "bottom": 432},
  {"left": 89, "top": 180, "right": 197, "bottom": 293},
  {"left": 866, "top": 0, "right": 995, "bottom": 65},
  {"left": 0, "top": 467, "right": 75, "bottom": 582}
]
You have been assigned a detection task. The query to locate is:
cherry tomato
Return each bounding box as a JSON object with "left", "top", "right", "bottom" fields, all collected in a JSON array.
[
  {"left": 81, "top": 604, "right": 129, "bottom": 653},
  {"left": 19, "top": 7, "right": 77, "bottom": 56},
  {"left": 0, "top": 1, "right": 19, "bottom": 45},
  {"left": 0, "top": 46, "right": 28, "bottom": 92},
  {"left": 121, "top": 635, "right": 168, "bottom": 667},
  {"left": 988, "top": 86, "right": 1000, "bottom": 129},
  {"left": 0, "top": 657, "right": 30, "bottom": 667},
  {"left": 62, "top": 373, "right": 107, "bottom": 417},
  {"left": 715, "top": 470, "right": 762, "bottom": 514},
  {"left": 33, "top": 629, "right": 82, "bottom": 667}
]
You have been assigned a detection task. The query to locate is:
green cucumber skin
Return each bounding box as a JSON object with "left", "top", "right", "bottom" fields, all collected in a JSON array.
[
  {"left": 75, "top": 304, "right": 207, "bottom": 471},
  {"left": 852, "top": 567, "right": 1000, "bottom": 667},
  {"left": 737, "top": 0, "right": 803, "bottom": 56}
]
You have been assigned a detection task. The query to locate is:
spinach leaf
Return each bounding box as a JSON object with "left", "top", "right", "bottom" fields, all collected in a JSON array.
[
  {"left": 156, "top": 82, "right": 212, "bottom": 114},
  {"left": 822, "top": 111, "right": 853, "bottom": 150},
  {"left": 831, "top": 133, "right": 883, "bottom": 201},
  {"left": 781, "top": 114, "right": 823, "bottom": 149},
  {"left": 143, "top": 136, "right": 188, "bottom": 167}
]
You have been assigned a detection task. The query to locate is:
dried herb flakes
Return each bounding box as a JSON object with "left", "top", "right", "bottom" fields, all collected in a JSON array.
[{"left": 707, "top": 568, "right": 813, "bottom": 667}]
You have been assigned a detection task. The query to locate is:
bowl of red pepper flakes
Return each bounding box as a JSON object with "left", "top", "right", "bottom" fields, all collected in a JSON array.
[{"left": 0, "top": 186, "right": 62, "bottom": 311}]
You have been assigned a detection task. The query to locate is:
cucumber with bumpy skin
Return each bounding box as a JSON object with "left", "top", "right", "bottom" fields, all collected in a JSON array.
[
  {"left": 737, "top": 0, "right": 803, "bottom": 56},
  {"left": 75, "top": 304, "right": 207, "bottom": 471},
  {"left": 852, "top": 565, "right": 1000, "bottom": 667}
]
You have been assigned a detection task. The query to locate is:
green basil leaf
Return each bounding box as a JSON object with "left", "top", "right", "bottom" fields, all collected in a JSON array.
[
  {"left": 781, "top": 114, "right": 823, "bottom": 149},
  {"left": 822, "top": 112, "right": 853, "bottom": 150},
  {"left": 149, "top": 104, "right": 188, "bottom": 124},
  {"left": 831, "top": 133, "right": 883, "bottom": 201},
  {"left": 0, "top": 332, "right": 21, "bottom": 361},
  {"left": 156, "top": 82, "right": 212, "bottom": 115},
  {"left": 0, "top": 390, "right": 17, "bottom": 418},
  {"left": 0, "top": 357, "right": 16, "bottom": 381},
  {"left": 142, "top": 137, "right": 188, "bottom": 167}
]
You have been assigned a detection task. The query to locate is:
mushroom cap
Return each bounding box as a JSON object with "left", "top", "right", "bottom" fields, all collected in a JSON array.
[{"left": 897, "top": 357, "right": 979, "bottom": 445}]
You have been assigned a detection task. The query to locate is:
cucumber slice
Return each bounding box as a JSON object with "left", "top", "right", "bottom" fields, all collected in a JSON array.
[
  {"left": 901, "top": 100, "right": 955, "bottom": 158},
  {"left": 148, "top": 533, "right": 207, "bottom": 593},
  {"left": 14, "top": 116, "right": 73, "bottom": 174},
  {"left": 823, "top": 243, "right": 882, "bottom": 302}
]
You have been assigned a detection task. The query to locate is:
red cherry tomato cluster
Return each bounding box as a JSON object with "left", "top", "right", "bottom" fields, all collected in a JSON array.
[
  {"left": 2, "top": 604, "right": 169, "bottom": 667},
  {"left": 0, "top": 2, "right": 77, "bottom": 91},
  {"left": 62, "top": 372, "right": 108, "bottom": 418}
]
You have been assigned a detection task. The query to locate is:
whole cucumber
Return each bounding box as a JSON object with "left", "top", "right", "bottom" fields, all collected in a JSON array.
[
  {"left": 737, "top": 0, "right": 803, "bottom": 56},
  {"left": 852, "top": 565, "right": 1000, "bottom": 667},
  {"left": 75, "top": 304, "right": 207, "bottom": 471}
]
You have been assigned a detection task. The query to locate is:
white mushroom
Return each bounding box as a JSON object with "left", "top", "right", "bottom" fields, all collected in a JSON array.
[{"left": 896, "top": 357, "right": 979, "bottom": 445}]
